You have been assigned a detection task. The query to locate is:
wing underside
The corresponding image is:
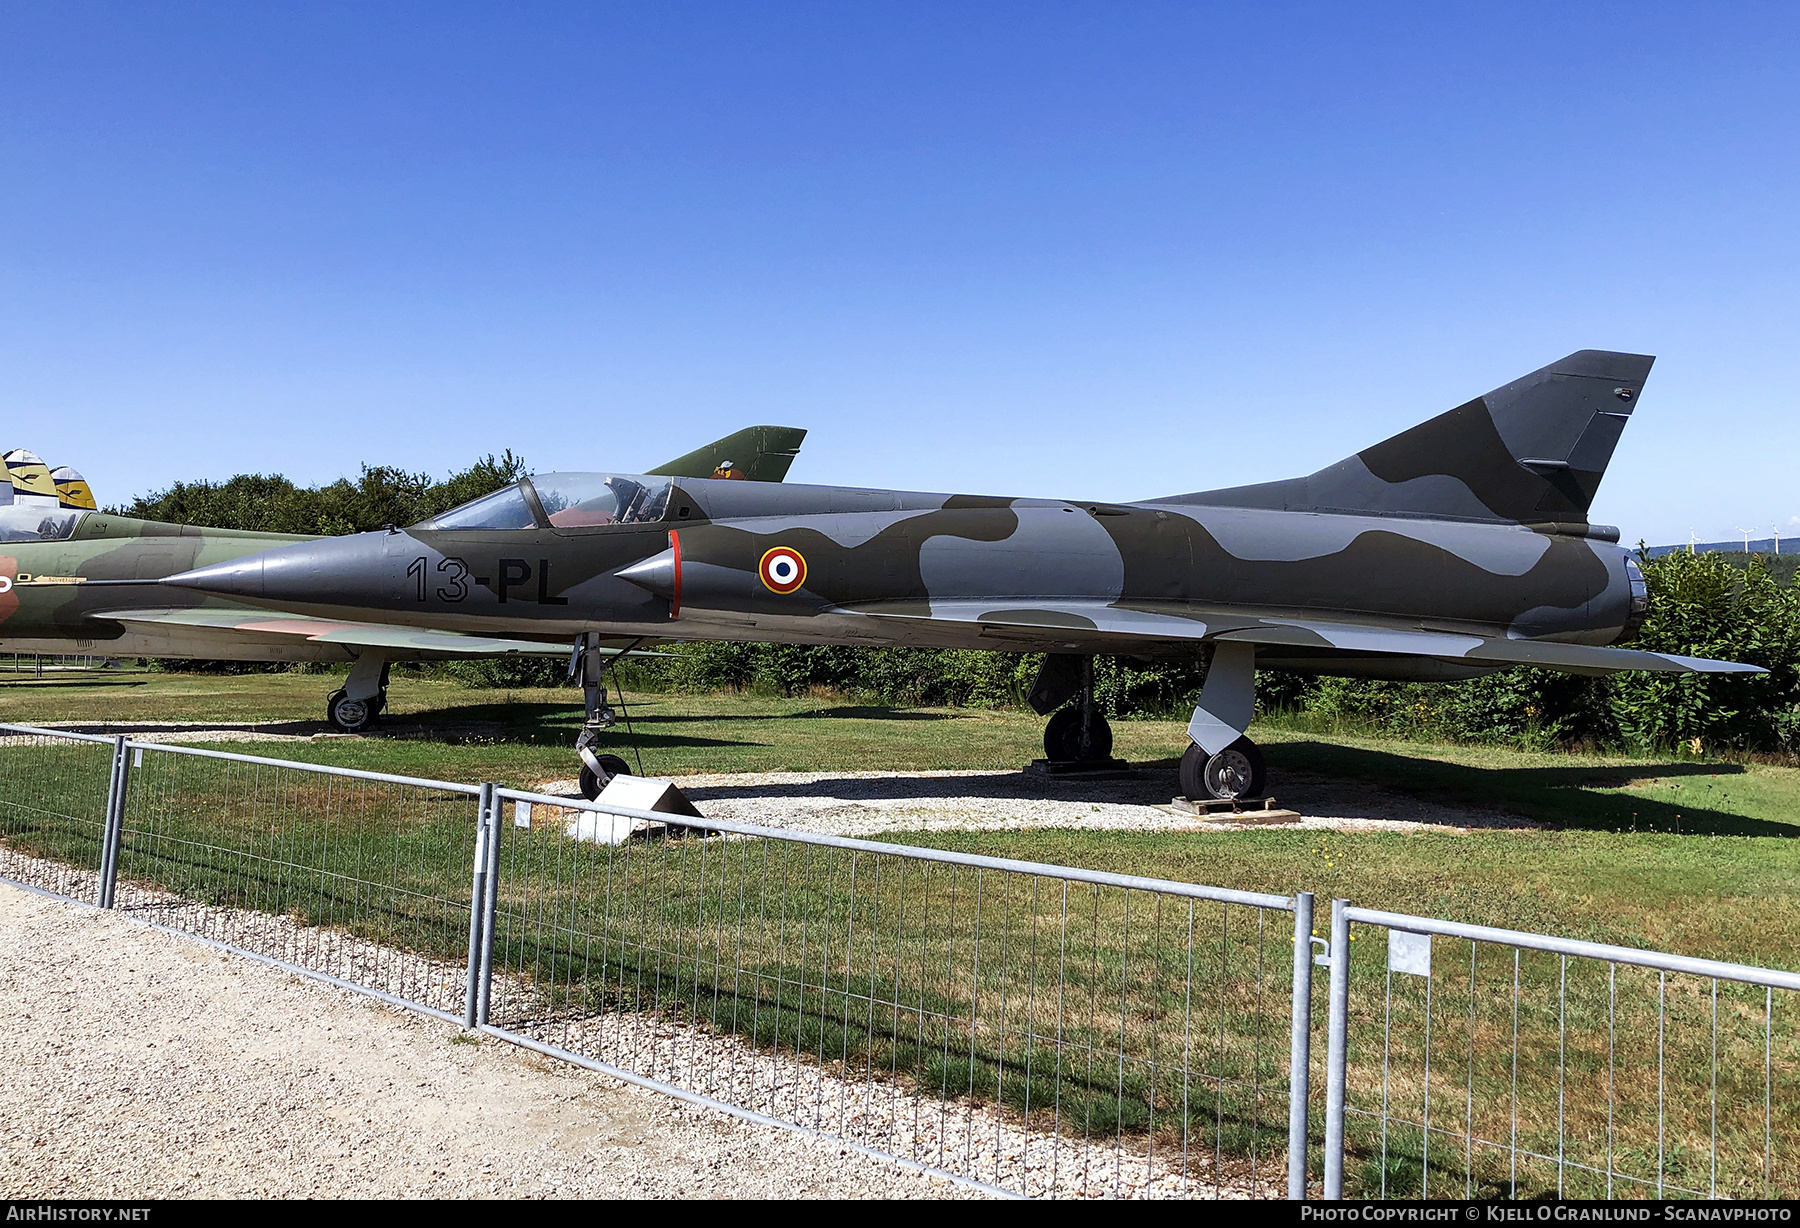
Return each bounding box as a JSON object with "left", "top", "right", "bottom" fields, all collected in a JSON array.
[
  {"left": 838, "top": 599, "right": 1762, "bottom": 677},
  {"left": 94, "top": 607, "right": 576, "bottom": 660}
]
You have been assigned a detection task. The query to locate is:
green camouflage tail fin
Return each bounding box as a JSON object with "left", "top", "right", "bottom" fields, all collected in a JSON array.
[
  {"left": 1172, "top": 350, "right": 1654, "bottom": 526},
  {"left": 649, "top": 425, "right": 807, "bottom": 483}
]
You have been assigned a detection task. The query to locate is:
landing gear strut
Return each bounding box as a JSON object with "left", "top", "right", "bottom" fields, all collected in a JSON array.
[
  {"left": 574, "top": 632, "right": 635, "bottom": 800},
  {"left": 327, "top": 657, "right": 389, "bottom": 734}
]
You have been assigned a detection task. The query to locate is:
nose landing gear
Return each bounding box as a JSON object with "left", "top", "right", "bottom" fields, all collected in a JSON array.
[
  {"left": 326, "top": 657, "right": 390, "bottom": 734},
  {"left": 573, "top": 632, "right": 640, "bottom": 800}
]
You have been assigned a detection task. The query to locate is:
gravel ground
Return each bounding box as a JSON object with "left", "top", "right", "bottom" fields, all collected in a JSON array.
[
  {"left": 0, "top": 881, "right": 983, "bottom": 1200},
  {"left": 540, "top": 765, "right": 1531, "bottom": 837},
  {"left": 0, "top": 846, "right": 1270, "bottom": 1200}
]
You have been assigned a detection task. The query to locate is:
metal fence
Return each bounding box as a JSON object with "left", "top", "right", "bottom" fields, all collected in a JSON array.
[
  {"left": 478, "top": 786, "right": 1307, "bottom": 1198},
  {"left": 115, "top": 739, "right": 486, "bottom": 1021},
  {"left": 1320, "top": 904, "right": 1800, "bottom": 1200},
  {"left": 1, "top": 720, "right": 1797, "bottom": 1200},
  {"left": 0, "top": 725, "right": 1309, "bottom": 1199},
  {"left": 0, "top": 727, "right": 116, "bottom": 902}
]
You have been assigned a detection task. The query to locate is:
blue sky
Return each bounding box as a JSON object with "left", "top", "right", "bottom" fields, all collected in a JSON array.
[{"left": 2, "top": 2, "right": 1796, "bottom": 545}]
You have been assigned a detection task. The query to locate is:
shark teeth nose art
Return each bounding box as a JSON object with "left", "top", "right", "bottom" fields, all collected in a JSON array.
[{"left": 758, "top": 546, "right": 806, "bottom": 594}]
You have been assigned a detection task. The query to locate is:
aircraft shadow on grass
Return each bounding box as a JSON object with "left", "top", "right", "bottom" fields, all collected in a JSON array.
[
  {"left": 1267, "top": 740, "right": 1793, "bottom": 839},
  {"left": 47, "top": 719, "right": 321, "bottom": 737},
  {"left": 681, "top": 768, "right": 1181, "bottom": 809}
]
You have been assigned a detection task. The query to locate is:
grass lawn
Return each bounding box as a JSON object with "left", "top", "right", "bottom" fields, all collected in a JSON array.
[{"left": 3, "top": 668, "right": 1799, "bottom": 966}]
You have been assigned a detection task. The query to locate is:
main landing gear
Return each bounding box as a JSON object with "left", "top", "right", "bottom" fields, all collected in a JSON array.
[
  {"left": 1028, "top": 655, "right": 1119, "bottom": 769},
  {"left": 573, "top": 632, "right": 635, "bottom": 800},
  {"left": 1025, "top": 646, "right": 1274, "bottom": 800},
  {"left": 326, "top": 657, "right": 390, "bottom": 734},
  {"left": 1180, "top": 640, "right": 1266, "bottom": 801},
  {"left": 1179, "top": 737, "right": 1266, "bottom": 802}
]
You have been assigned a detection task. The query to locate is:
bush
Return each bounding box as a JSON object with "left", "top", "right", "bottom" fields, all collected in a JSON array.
[
  {"left": 1608, "top": 552, "right": 1800, "bottom": 752},
  {"left": 1260, "top": 551, "right": 1800, "bottom": 754}
]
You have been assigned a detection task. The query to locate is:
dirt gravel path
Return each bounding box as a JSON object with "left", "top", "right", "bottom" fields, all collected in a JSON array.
[
  {"left": 537, "top": 765, "right": 1530, "bottom": 836},
  {"left": 0, "top": 883, "right": 979, "bottom": 1200}
]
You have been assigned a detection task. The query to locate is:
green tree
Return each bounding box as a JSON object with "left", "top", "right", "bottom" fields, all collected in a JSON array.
[{"left": 113, "top": 451, "right": 527, "bottom": 535}]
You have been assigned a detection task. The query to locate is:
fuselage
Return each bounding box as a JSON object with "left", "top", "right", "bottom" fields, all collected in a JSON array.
[{"left": 163, "top": 472, "right": 1645, "bottom": 665}]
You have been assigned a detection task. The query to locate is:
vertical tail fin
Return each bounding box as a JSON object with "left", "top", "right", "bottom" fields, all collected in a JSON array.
[
  {"left": 1171, "top": 350, "right": 1654, "bottom": 525},
  {"left": 648, "top": 425, "right": 807, "bottom": 483}
]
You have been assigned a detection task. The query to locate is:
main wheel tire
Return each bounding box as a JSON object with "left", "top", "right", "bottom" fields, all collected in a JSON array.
[
  {"left": 1179, "top": 737, "right": 1266, "bottom": 801},
  {"left": 577, "top": 754, "right": 633, "bottom": 801},
  {"left": 326, "top": 689, "right": 378, "bottom": 734},
  {"left": 1043, "top": 707, "right": 1114, "bottom": 763}
]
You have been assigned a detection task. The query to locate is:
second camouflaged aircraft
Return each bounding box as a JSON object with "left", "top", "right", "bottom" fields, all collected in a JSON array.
[
  {"left": 8, "top": 427, "right": 804, "bottom": 732},
  {"left": 163, "top": 352, "right": 1762, "bottom": 799}
]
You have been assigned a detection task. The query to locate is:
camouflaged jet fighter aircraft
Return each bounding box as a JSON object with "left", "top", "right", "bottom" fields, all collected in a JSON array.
[
  {"left": 9, "top": 426, "right": 805, "bottom": 733},
  {"left": 161, "top": 352, "right": 1763, "bottom": 800}
]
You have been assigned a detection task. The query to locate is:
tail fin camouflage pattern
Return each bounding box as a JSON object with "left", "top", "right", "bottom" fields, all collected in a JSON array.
[
  {"left": 1173, "top": 350, "right": 1653, "bottom": 527},
  {"left": 649, "top": 425, "right": 807, "bottom": 483}
]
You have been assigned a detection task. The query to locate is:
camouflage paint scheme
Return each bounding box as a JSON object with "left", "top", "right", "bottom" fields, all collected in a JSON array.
[
  {"left": 0, "top": 426, "right": 806, "bottom": 665},
  {"left": 163, "top": 353, "right": 1760, "bottom": 762},
  {"left": 0, "top": 514, "right": 573, "bottom": 662}
]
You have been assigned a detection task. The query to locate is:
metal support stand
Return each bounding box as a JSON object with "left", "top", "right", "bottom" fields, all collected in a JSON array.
[
  {"left": 476, "top": 783, "right": 502, "bottom": 1027},
  {"left": 1322, "top": 898, "right": 1352, "bottom": 1199},
  {"left": 98, "top": 735, "right": 131, "bottom": 909},
  {"left": 463, "top": 782, "right": 499, "bottom": 1028},
  {"left": 1287, "top": 891, "right": 1315, "bottom": 1199}
]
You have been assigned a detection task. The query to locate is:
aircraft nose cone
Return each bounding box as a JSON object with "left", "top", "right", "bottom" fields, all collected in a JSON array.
[
  {"left": 163, "top": 533, "right": 391, "bottom": 608},
  {"left": 164, "top": 557, "right": 265, "bottom": 599},
  {"left": 615, "top": 548, "right": 677, "bottom": 599}
]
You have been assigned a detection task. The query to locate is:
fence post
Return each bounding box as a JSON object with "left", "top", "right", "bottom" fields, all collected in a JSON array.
[
  {"left": 1322, "top": 897, "right": 1352, "bottom": 1198},
  {"left": 476, "top": 783, "right": 502, "bottom": 1026},
  {"left": 97, "top": 736, "right": 130, "bottom": 909},
  {"left": 463, "top": 784, "right": 496, "bottom": 1028},
  {"left": 1287, "top": 891, "right": 1315, "bottom": 1199}
]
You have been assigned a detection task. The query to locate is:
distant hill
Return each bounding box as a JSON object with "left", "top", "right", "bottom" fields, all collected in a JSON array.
[{"left": 1644, "top": 538, "right": 1791, "bottom": 558}]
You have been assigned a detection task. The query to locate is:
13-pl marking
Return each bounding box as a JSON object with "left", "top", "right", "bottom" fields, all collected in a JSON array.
[{"left": 409, "top": 556, "right": 567, "bottom": 605}]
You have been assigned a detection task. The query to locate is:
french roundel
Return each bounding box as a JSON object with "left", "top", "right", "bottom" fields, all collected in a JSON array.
[{"left": 758, "top": 546, "right": 807, "bottom": 594}]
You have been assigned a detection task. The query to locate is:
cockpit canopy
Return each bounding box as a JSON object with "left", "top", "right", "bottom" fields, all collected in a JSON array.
[
  {"left": 0, "top": 503, "right": 82, "bottom": 542},
  {"left": 426, "top": 474, "right": 673, "bottom": 531}
]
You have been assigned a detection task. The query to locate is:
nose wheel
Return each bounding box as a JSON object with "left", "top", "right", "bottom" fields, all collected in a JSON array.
[
  {"left": 326, "top": 657, "right": 390, "bottom": 734},
  {"left": 578, "top": 753, "right": 633, "bottom": 801},
  {"left": 1180, "top": 737, "right": 1266, "bottom": 801},
  {"left": 326, "top": 686, "right": 386, "bottom": 734}
]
